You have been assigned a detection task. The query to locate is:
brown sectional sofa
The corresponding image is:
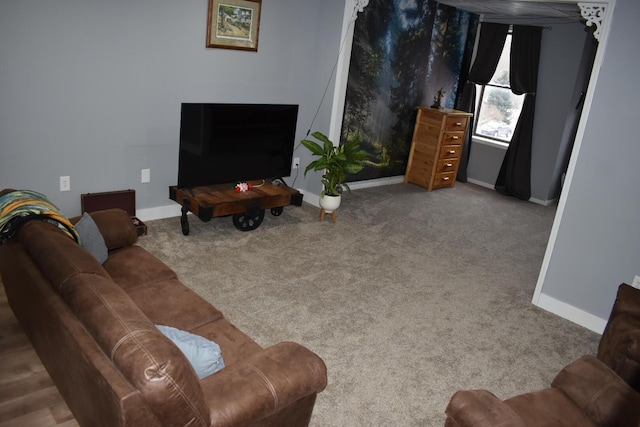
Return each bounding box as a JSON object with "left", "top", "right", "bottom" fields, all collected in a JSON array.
[
  {"left": 444, "top": 283, "right": 640, "bottom": 427},
  {"left": 0, "top": 207, "right": 327, "bottom": 426}
]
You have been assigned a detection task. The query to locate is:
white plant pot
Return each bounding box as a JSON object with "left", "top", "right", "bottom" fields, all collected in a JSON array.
[{"left": 319, "top": 194, "right": 341, "bottom": 213}]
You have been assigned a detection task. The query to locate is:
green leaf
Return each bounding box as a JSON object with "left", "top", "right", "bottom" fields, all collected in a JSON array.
[
  {"left": 311, "top": 131, "right": 333, "bottom": 146},
  {"left": 323, "top": 139, "right": 334, "bottom": 155},
  {"left": 344, "top": 164, "right": 365, "bottom": 174},
  {"left": 301, "top": 139, "right": 324, "bottom": 156}
]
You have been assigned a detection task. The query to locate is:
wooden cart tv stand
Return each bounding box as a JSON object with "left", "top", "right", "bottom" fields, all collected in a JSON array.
[{"left": 169, "top": 179, "right": 303, "bottom": 235}]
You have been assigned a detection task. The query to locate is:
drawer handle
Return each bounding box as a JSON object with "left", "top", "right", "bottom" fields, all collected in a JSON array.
[
  {"left": 448, "top": 150, "right": 456, "bottom": 154},
  {"left": 443, "top": 177, "right": 450, "bottom": 181},
  {"left": 451, "top": 136, "right": 459, "bottom": 140},
  {"left": 445, "top": 163, "right": 453, "bottom": 168},
  {"left": 455, "top": 122, "right": 462, "bottom": 126}
]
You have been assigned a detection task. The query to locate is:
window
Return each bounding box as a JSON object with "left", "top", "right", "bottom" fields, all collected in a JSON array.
[{"left": 474, "top": 33, "right": 524, "bottom": 143}]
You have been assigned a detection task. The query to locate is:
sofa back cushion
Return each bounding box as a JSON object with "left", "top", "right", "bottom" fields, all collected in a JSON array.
[
  {"left": 59, "top": 272, "right": 210, "bottom": 427},
  {"left": 17, "top": 220, "right": 111, "bottom": 289}
]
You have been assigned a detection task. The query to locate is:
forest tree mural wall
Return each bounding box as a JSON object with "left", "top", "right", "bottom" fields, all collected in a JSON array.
[{"left": 341, "top": 0, "right": 478, "bottom": 181}]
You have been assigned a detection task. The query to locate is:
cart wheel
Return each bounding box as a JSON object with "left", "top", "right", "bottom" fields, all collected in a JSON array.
[
  {"left": 233, "top": 209, "right": 265, "bottom": 231},
  {"left": 271, "top": 207, "right": 284, "bottom": 216}
]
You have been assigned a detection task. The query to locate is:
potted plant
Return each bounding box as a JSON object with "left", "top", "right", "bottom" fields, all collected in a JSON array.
[{"left": 301, "top": 131, "right": 369, "bottom": 212}]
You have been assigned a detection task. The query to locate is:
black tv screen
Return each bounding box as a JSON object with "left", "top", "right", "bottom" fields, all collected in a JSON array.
[{"left": 178, "top": 103, "right": 298, "bottom": 188}]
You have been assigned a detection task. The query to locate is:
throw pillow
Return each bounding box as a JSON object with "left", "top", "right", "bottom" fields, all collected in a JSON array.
[
  {"left": 156, "top": 325, "right": 225, "bottom": 379},
  {"left": 75, "top": 212, "right": 108, "bottom": 264}
]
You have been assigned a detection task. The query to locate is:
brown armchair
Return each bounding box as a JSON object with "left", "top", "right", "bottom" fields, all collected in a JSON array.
[
  {"left": 598, "top": 283, "right": 640, "bottom": 392},
  {"left": 444, "top": 283, "right": 640, "bottom": 427}
]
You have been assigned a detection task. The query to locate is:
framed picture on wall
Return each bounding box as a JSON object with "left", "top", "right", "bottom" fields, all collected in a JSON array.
[{"left": 206, "top": 0, "right": 261, "bottom": 51}]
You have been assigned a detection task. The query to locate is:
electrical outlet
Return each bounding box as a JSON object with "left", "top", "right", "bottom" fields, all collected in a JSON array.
[
  {"left": 632, "top": 275, "right": 640, "bottom": 290},
  {"left": 141, "top": 168, "right": 151, "bottom": 183},
  {"left": 59, "top": 176, "right": 70, "bottom": 192},
  {"left": 293, "top": 157, "right": 300, "bottom": 169}
]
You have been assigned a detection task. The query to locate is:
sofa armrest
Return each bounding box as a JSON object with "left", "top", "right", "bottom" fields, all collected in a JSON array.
[
  {"left": 71, "top": 209, "right": 138, "bottom": 250},
  {"left": 608, "top": 283, "right": 640, "bottom": 320},
  {"left": 551, "top": 355, "right": 640, "bottom": 427},
  {"left": 201, "top": 341, "right": 327, "bottom": 426},
  {"left": 598, "top": 284, "right": 640, "bottom": 391},
  {"left": 444, "top": 389, "right": 526, "bottom": 427},
  {"left": 598, "top": 314, "right": 640, "bottom": 392}
]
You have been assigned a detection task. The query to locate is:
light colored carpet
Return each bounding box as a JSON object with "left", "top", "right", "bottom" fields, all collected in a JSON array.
[{"left": 137, "top": 182, "right": 600, "bottom": 426}]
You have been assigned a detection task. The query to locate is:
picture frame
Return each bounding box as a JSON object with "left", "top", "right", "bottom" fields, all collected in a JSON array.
[{"left": 207, "top": 0, "right": 261, "bottom": 51}]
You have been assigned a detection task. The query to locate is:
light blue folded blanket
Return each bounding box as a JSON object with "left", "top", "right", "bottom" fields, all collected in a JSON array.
[{"left": 156, "top": 325, "right": 225, "bottom": 379}]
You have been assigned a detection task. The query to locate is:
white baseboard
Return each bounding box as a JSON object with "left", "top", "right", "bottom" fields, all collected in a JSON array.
[
  {"left": 529, "top": 197, "right": 559, "bottom": 207},
  {"left": 301, "top": 176, "right": 405, "bottom": 208},
  {"left": 137, "top": 204, "right": 183, "bottom": 221},
  {"left": 466, "top": 177, "right": 494, "bottom": 190},
  {"left": 298, "top": 189, "right": 320, "bottom": 208},
  {"left": 347, "top": 176, "right": 405, "bottom": 190},
  {"left": 466, "top": 178, "right": 558, "bottom": 206},
  {"left": 534, "top": 292, "right": 607, "bottom": 334}
]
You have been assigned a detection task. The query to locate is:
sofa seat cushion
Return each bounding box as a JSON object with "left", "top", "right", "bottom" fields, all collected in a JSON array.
[
  {"left": 190, "top": 319, "right": 263, "bottom": 366},
  {"left": 17, "top": 220, "right": 110, "bottom": 289},
  {"left": 58, "top": 271, "right": 210, "bottom": 427},
  {"left": 129, "top": 278, "right": 224, "bottom": 331},
  {"left": 505, "top": 389, "right": 596, "bottom": 427},
  {"left": 103, "top": 245, "right": 178, "bottom": 291},
  {"left": 104, "top": 246, "right": 223, "bottom": 330}
]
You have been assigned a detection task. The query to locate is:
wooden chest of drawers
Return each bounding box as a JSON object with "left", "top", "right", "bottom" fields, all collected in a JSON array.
[{"left": 404, "top": 107, "right": 472, "bottom": 191}]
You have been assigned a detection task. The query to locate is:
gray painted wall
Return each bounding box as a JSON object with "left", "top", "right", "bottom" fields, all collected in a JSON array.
[
  {"left": 540, "top": 0, "right": 640, "bottom": 320},
  {"left": 0, "top": 0, "right": 344, "bottom": 216},
  {"left": 467, "top": 22, "right": 591, "bottom": 203},
  {"left": 467, "top": 141, "right": 506, "bottom": 185}
]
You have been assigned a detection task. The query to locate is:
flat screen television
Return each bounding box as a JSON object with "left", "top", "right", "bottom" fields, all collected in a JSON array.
[{"left": 177, "top": 103, "right": 298, "bottom": 188}]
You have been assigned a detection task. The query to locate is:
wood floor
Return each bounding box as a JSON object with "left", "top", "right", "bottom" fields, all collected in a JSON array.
[{"left": 0, "top": 286, "right": 79, "bottom": 427}]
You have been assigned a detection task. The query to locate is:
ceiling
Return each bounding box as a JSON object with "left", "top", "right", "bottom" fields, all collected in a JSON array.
[{"left": 437, "top": 0, "right": 583, "bottom": 22}]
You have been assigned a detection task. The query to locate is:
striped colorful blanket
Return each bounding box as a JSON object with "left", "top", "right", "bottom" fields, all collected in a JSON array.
[{"left": 0, "top": 189, "right": 79, "bottom": 244}]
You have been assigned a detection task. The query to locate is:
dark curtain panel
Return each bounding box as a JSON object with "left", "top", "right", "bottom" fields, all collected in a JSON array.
[
  {"left": 468, "top": 23, "right": 509, "bottom": 84},
  {"left": 495, "top": 25, "right": 542, "bottom": 200},
  {"left": 456, "top": 23, "right": 509, "bottom": 181},
  {"left": 455, "top": 82, "right": 476, "bottom": 182},
  {"left": 453, "top": 18, "right": 481, "bottom": 107}
]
